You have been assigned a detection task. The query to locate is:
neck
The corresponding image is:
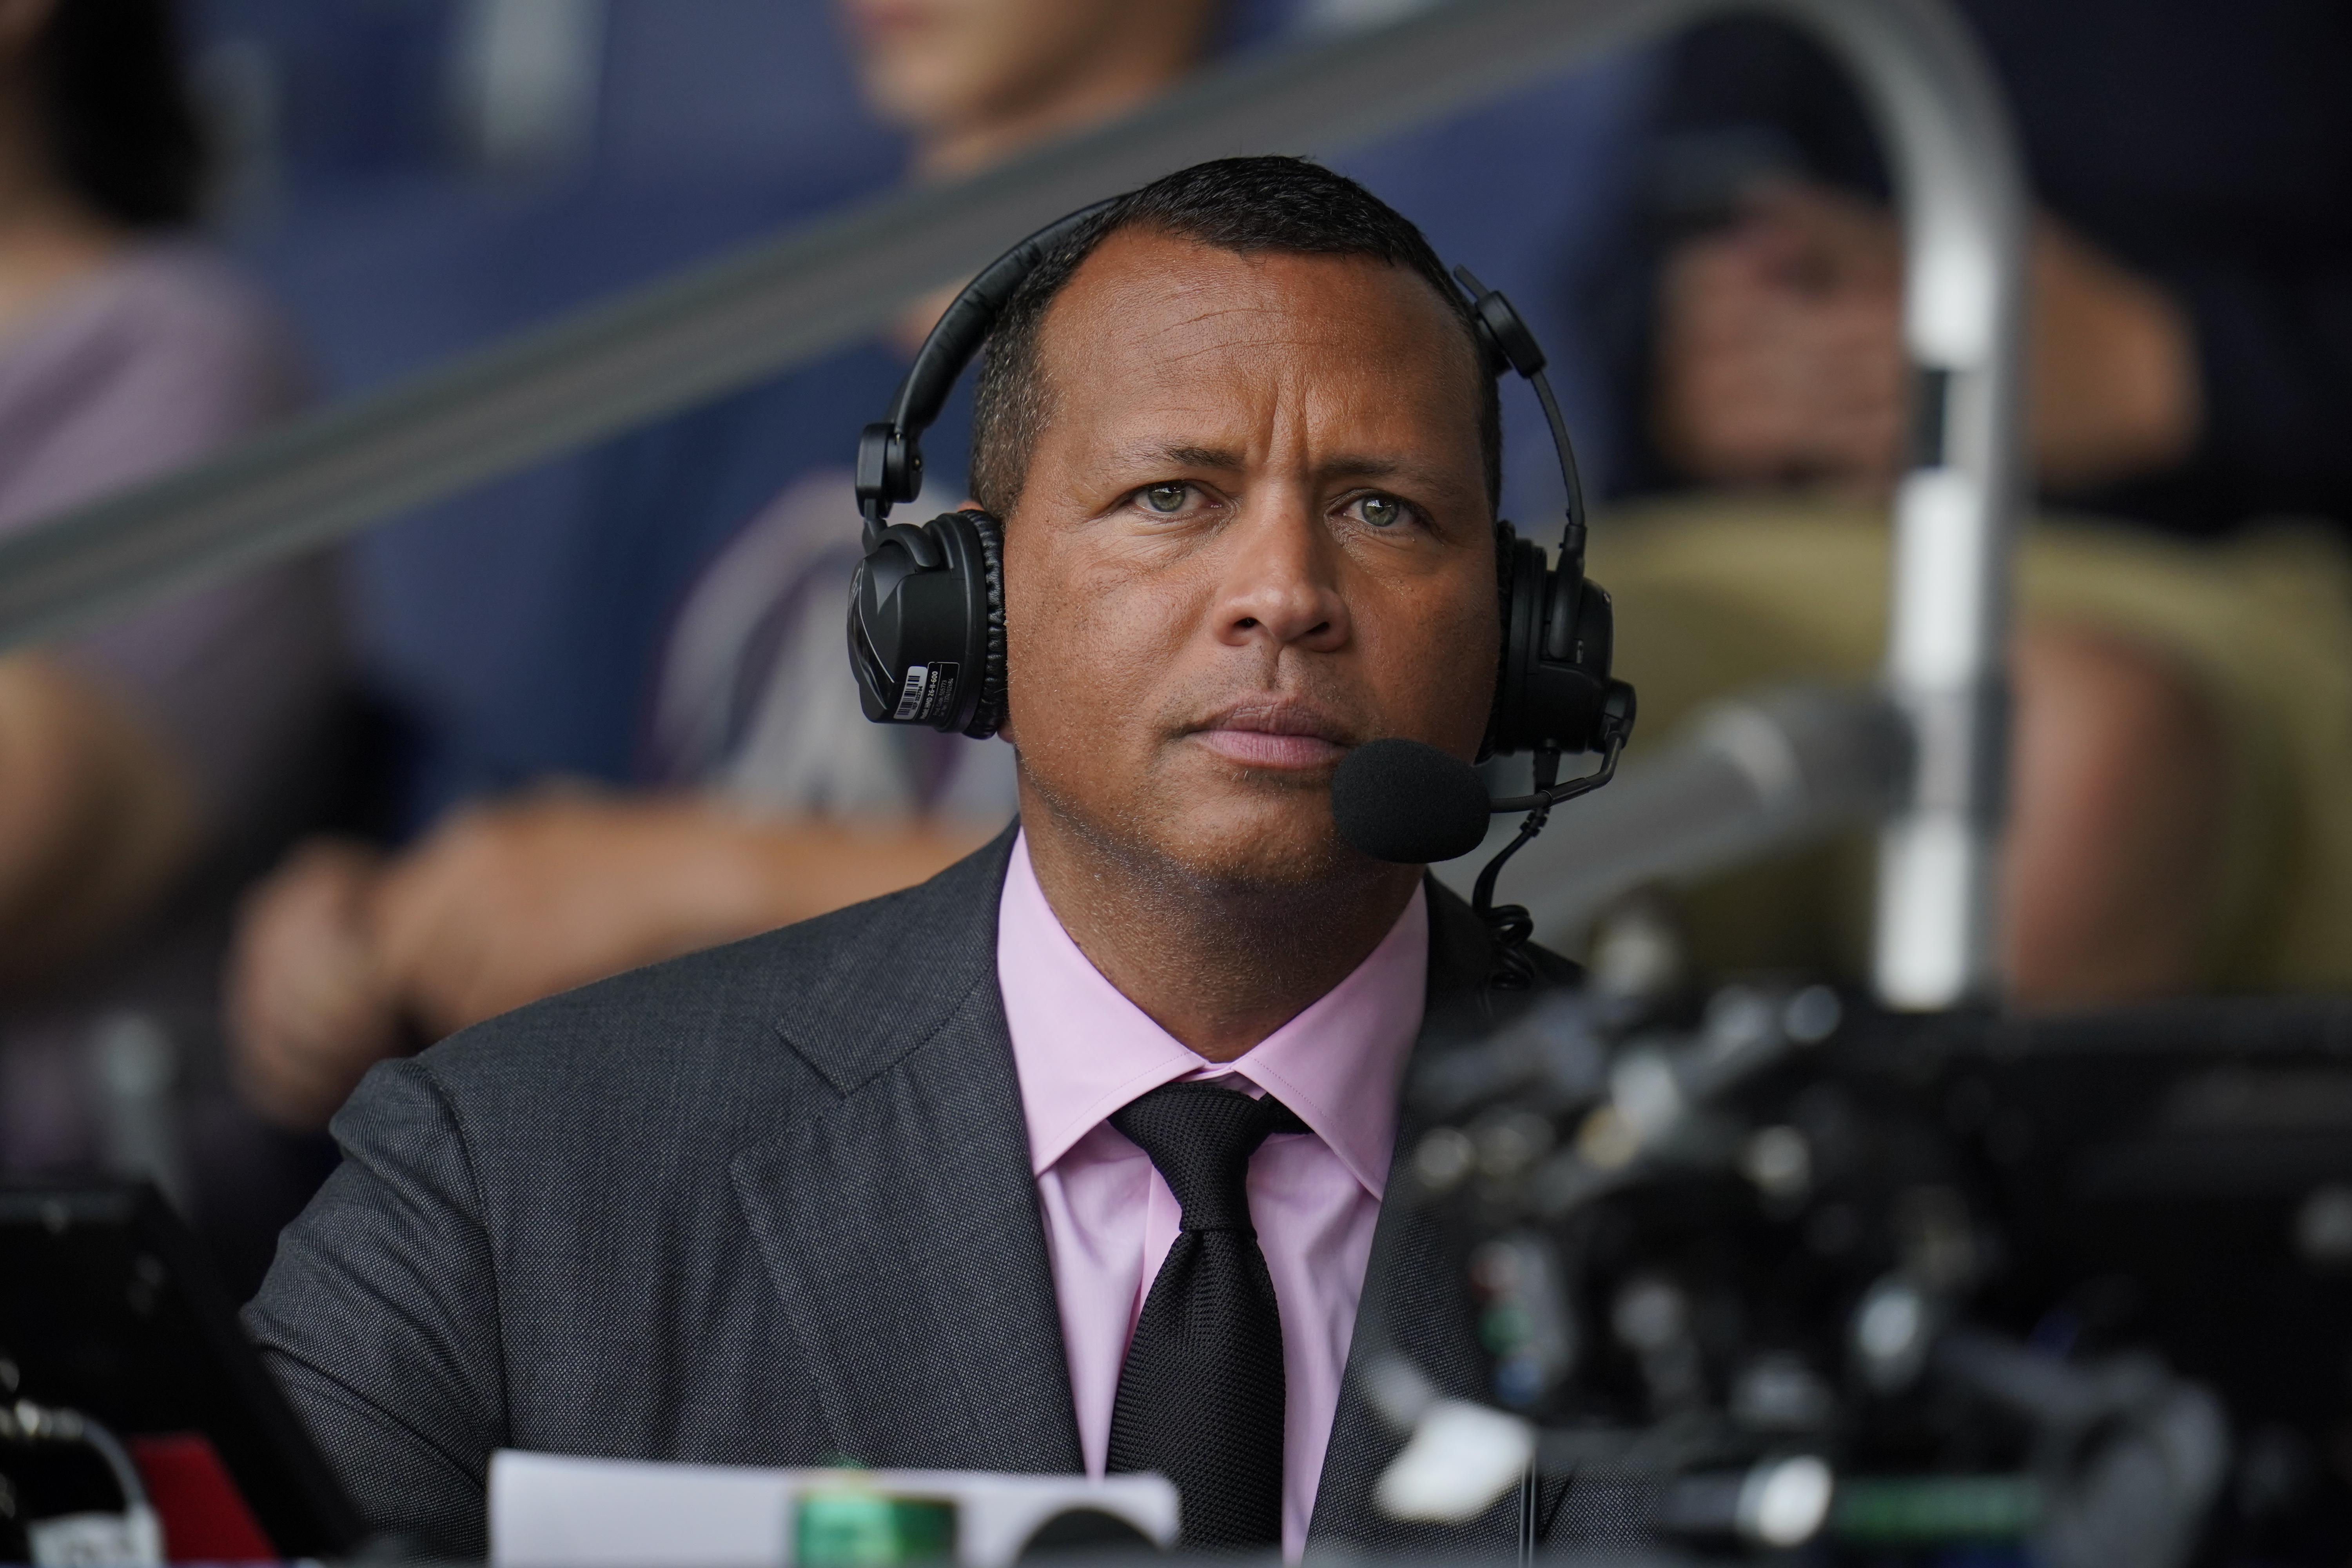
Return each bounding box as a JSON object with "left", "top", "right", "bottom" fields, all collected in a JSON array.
[
  {"left": 0, "top": 75, "right": 122, "bottom": 341},
  {"left": 1020, "top": 799, "right": 1423, "bottom": 1064}
]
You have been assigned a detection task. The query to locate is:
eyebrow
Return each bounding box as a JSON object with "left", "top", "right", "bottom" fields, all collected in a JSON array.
[
  {"left": 1120, "top": 442, "right": 1243, "bottom": 472},
  {"left": 1112, "top": 442, "right": 1414, "bottom": 483}
]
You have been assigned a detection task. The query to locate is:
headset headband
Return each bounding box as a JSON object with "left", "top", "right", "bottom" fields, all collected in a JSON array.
[
  {"left": 1453, "top": 265, "right": 1588, "bottom": 569},
  {"left": 855, "top": 197, "right": 1122, "bottom": 536}
]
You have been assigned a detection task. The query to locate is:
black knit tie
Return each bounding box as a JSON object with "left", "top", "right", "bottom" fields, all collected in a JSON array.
[{"left": 1107, "top": 1081, "right": 1308, "bottom": 1551}]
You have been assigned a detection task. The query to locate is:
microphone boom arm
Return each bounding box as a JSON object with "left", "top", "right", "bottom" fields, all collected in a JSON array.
[
  {"left": 1487, "top": 737, "right": 1622, "bottom": 815},
  {"left": 1470, "top": 731, "right": 1627, "bottom": 989}
]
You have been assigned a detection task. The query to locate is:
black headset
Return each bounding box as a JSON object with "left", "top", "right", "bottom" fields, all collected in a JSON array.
[{"left": 848, "top": 198, "right": 1635, "bottom": 779}]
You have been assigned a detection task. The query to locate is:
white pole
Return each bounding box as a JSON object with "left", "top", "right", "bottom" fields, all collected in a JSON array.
[{"left": 1761, "top": 0, "right": 2029, "bottom": 1006}]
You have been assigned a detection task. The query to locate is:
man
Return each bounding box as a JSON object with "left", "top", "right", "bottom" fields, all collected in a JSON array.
[
  {"left": 1580, "top": 1, "right": 2352, "bottom": 1001},
  {"left": 247, "top": 158, "right": 1579, "bottom": 1561},
  {"left": 225, "top": 0, "right": 1659, "bottom": 1127}
]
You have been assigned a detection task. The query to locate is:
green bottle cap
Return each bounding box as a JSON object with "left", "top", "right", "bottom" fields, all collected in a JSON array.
[{"left": 795, "top": 1485, "right": 958, "bottom": 1568}]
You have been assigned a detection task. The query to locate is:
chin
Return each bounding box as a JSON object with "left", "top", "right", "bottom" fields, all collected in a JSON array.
[
  {"left": 1021, "top": 756, "right": 1401, "bottom": 901},
  {"left": 1147, "top": 795, "right": 1377, "bottom": 896}
]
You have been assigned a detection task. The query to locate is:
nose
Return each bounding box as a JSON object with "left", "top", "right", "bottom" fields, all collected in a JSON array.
[{"left": 1210, "top": 490, "right": 1350, "bottom": 655}]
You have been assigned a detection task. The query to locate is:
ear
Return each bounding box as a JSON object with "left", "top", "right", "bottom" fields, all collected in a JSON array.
[{"left": 0, "top": 0, "right": 55, "bottom": 60}]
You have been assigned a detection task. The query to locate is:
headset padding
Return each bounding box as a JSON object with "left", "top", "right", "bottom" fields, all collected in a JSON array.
[{"left": 961, "top": 508, "right": 1010, "bottom": 739}]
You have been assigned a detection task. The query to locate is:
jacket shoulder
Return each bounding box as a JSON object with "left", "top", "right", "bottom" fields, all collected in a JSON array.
[{"left": 390, "top": 828, "right": 1016, "bottom": 1132}]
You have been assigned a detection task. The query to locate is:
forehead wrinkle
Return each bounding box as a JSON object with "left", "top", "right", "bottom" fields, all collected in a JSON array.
[
  {"left": 1110, "top": 308, "right": 1377, "bottom": 378},
  {"left": 1101, "top": 439, "right": 1247, "bottom": 472},
  {"left": 1051, "top": 233, "right": 1482, "bottom": 370},
  {"left": 1046, "top": 245, "right": 1479, "bottom": 397},
  {"left": 1080, "top": 268, "right": 1420, "bottom": 361},
  {"left": 1031, "top": 238, "right": 1490, "bottom": 503},
  {"left": 1120, "top": 311, "right": 1481, "bottom": 416},
  {"left": 1133, "top": 268, "right": 1485, "bottom": 383},
  {"left": 1094, "top": 369, "right": 1477, "bottom": 493},
  {"left": 1053, "top": 281, "right": 1276, "bottom": 362}
]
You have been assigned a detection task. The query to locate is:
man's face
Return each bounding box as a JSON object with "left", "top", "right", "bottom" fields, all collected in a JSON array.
[
  {"left": 1002, "top": 230, "right": 1500, "bottom": 892},
  {"left": 838, "top": 0, "right": 1145, "bottom": 136}
]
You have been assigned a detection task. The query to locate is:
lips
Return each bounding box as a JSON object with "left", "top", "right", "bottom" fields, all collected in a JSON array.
[{"left": 1188, "top": 700, "right": 1355, "bottom": 771}]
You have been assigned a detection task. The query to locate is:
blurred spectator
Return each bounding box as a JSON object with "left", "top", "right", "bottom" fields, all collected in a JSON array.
[
  {"left": 204, "top": 0, "right": 906, "bottom": 392},
  {"left": 1588, "top": 0, "right": 2352, "bottom": 1002},
  {"left": 0, "top": 0, "right": 342, "bottom": 1271}
]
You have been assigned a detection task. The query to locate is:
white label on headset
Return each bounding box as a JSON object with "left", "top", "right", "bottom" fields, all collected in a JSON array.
[
  {"left": 893, "top": 665, "right": 932, "bottom": 721},
  {"left": 920, "top": 662, "right": 960, "bottom": 723}
]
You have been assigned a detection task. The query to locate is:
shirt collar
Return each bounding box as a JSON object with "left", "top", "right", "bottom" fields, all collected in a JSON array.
[{"left": 995, "top": 831, "right": 1428, "bottom": 1199}]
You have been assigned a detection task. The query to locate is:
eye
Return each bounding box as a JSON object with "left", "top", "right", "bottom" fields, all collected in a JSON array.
[
  {"left": 1354, "top": 494, "right": 1406, "bottom": 528},
  {"left": 1142, "top": 482, "right": 1189, "bottom": 514}
]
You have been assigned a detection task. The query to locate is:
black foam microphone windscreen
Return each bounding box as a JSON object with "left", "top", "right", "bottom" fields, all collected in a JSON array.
[{"left": 1331, "top": 738, "right": 1492, "bottom": 865}]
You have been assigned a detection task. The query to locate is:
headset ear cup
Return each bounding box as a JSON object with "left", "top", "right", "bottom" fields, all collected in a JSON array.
[
  {"left": 1481, "top": 521, "right": 1525, "bottom": 760},
  {"left": 961, "top": 508, "right": 1009, "bottom": 739}
]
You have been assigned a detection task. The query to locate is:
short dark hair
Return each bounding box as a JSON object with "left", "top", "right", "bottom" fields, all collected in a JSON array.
[
  {"left": 35, "top": 0, "right": 209, "bottom": 229},
  {"left": 969, "top": 156, "right": 1501, "bottom": 518}
]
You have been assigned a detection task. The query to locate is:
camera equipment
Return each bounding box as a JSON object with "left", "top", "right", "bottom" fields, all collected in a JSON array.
[
  {"left": 0, "top": 1397, "right": 162, "bottom": 1564},
  {"left": 1369, "top": 990, "right": 2352, "bottom": 1564},
  {"left": 0, "top": 1183, "right": 361, "bottom": 1559}
]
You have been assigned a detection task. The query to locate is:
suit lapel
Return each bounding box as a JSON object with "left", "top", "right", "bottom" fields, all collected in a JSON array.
[
  {"left": 1310, "top": 880, "right": 1546, "bottom": 1556},
  {"left": 724, "top": 840, "right": 1574, "bottom": 1536},
  {"left": 730, "top": 831, "right": 1082, "bottom": 1475}
]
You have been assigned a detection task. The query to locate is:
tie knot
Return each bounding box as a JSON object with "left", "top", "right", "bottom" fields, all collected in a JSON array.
[{"left": 1109, "top": 1082, "right": 1307, "bottom": 1235}]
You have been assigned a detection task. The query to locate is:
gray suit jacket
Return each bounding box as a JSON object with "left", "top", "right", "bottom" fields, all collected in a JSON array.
[{"left": 246, "top": 831, "right": 1580, "bottom": 1558}]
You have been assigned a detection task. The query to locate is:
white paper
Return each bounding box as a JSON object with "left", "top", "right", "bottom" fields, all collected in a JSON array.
[
  {"left": 490, "top": 1450, "right": 1178, "bottom": 1568},
  {"left": 26, "top": 1506, "right": 163, "bottom": 1568}
]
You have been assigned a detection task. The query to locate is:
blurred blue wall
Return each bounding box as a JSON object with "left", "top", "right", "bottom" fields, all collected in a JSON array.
[{"left": 185, "top": 0, "right": 906, "bottom": 391}]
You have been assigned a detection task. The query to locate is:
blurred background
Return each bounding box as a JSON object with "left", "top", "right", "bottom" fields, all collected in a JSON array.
[{"left": 0, "top": 0, "right": 2344, "bottom": 1299}]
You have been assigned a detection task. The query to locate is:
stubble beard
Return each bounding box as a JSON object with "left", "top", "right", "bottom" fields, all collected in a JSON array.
[{"left": 1013, "top": 737, "right": 1395, "bottom": 935}]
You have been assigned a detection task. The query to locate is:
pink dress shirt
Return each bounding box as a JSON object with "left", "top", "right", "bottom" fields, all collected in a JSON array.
[{"left": 995, "top": 832, "right": 1428, "bottom": 1560}]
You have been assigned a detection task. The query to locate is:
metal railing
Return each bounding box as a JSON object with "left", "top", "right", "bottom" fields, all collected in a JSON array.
[{"left": 0, "top": 0, "right": 2026, "bottom": 1007}]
